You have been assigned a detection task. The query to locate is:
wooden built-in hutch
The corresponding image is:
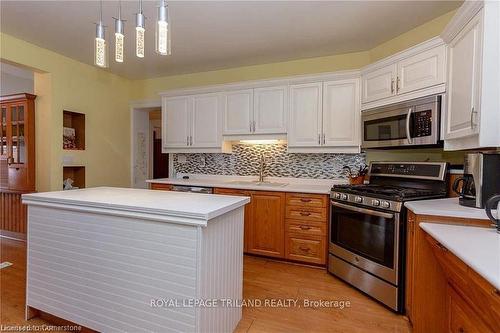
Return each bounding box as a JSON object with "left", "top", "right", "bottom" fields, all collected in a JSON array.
[{"left": 0, "top": 93, "right": 36, "bottom": 239}]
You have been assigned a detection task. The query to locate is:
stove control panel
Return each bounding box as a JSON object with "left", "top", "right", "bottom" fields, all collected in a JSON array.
[
  {"left": 330, "top": 191, "right": 402, "bottom": 212},
  {"left": 368, "top": 162, "right": 447, "bottom": 180}
]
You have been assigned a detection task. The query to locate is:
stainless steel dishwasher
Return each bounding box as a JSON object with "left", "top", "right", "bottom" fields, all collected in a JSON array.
[{"left": 170, "top": 185, "right": 213, "bottom": 194}]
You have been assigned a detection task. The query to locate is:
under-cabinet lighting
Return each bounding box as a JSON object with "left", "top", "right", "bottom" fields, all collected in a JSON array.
[{"left": 239, "top": 140, "right": 281, "bottom": 145}]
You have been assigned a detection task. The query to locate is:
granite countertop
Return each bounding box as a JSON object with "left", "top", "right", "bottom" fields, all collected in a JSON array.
[
  {"left": 405, "top": 197, "right": 492, "bottom": 220},
  {"left": 147, "top": 174, "right": 347, "bottom": 194},
  {"left": 420, "top": 223, "right": 500, "bottom": 290},
  {"left": 22, "top": 187, "right": 250, "bottom": 226}
]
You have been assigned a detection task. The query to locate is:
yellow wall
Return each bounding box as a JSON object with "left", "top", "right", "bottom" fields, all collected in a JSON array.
[
  {"left": 132, "top": 9, "right": 457, "bottom": 100},
  {"left": 0, "top": 9, "right": 459, "bottom": 191},
  {"left": 0, "top": 33, "right": 132, "bottom": 191}
]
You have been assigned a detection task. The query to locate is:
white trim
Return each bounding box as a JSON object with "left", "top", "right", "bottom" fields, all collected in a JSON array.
[
  {"left": 441, "top": 1, "right": 484, "bottom": 43},
  {"left": 361, "top": 84, "right": 445, "bottom": 111},
  {"left": 287, "top": 146, "right": 360, "bottom": 154},
  {"left": 158, "top": 70, "right": 361, "bottom": 97},
  {"left": 361, "top": 37, "right": 445, "bottom": 73}
]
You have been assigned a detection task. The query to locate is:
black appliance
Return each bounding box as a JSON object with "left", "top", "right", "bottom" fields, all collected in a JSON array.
[
  {"left": 329, "top": 161, "right": 448, "bottom": 313},
  {"left": 453, "top": 152, "right": 500, "bottom": 208},
  {"left": 485, "top": 195, "right": 500, "bottom": 233}
]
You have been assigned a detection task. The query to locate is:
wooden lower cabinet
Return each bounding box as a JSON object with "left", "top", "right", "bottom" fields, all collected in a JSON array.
[
  {"left": 247, "top": 191, "right": 285, "bottom": 258},
  {"left": 0, "top": 191, "right": 28, "bottom": 238},
  {"left": 406, "top": 210, "right": 496, "bottom": 333},
  {"left": 448, "top": 285, "right": 491, "bottom": 333},
  {"left": 213, "top": 188, "right": 329, "bottom": 265},
  {"left": 150, "top": 183, "right": 173, "bottom": 191}
]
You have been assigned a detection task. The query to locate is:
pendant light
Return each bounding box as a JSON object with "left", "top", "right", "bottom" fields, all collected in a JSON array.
[
  {"left": 135, "top": 0, "right": 146, "bottom": 58},
  {"left": 94, "top": 0, "right": 108, "bottom": 68},
  {"left": 156, "top": 0, "right": 171, "bottom": 55},
  {"left": 113, "top": 0, "right": 125, "bottom": 63}
]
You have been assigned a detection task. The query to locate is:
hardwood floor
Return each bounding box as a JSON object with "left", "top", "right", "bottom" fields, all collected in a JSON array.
[{"left": 1, "top": 237, "right": 411, "bottom": 332}]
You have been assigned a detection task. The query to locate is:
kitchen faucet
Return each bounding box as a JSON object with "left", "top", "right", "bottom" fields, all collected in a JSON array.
[{"left": 258, "top": 154, "right": 266, "bottom": 183}]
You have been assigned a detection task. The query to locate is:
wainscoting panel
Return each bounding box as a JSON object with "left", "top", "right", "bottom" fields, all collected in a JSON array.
[{"left": 1, "top": 192, "right": 27, "bottom": 234}]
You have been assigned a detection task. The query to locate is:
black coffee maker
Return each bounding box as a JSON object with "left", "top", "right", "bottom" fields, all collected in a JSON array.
[
  {"left": 453, "top": 152, "right": 500, "bottom": 208},
  {"left": 485, "top": 195, "right": 500, "bottom": 233}
]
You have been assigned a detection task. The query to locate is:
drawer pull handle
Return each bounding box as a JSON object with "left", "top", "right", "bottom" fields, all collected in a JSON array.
[
  {"left": 299, "top": 246, "right": 310, "bottom": 252},
  {"left": 300, "top": 198, "right": 312, "bottom": 203},
  {"left": 299, "top": 225, "right": 311, "bottom": 230},
  {"left": 300, "top": 212, "right": 311, "bottom": 216}
]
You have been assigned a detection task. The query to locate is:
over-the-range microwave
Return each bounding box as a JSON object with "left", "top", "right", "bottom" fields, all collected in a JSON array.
[{"left": 361, "top": 95, "right": 442, "bottom": 149}]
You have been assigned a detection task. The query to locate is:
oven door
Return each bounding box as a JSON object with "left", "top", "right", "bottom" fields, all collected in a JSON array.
[{"left": 329, "top": 200, "right": 400, "bottom": 285}]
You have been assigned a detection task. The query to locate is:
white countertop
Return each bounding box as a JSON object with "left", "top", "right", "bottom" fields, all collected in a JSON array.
[
  {"left": 420, "top": 223, "right": 500, "bottom": 290},
  {"left": 147, "top": 174, "right": 347, "bottom": 194},
  {"left": 22, "top": 187, "right": 250, "bottom": 226},
  {"left": 405, "top": 197, "right": 491, "bottom": 220}
]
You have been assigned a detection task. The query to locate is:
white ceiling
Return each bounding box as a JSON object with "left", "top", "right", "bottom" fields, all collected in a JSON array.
[{"left": 0, "top": 1, "right": 462, "bottom": 80}]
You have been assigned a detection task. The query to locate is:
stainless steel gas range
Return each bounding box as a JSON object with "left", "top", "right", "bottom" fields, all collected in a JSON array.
[{"left": 328, "top": 162, "right": 448, "bottom": 313}]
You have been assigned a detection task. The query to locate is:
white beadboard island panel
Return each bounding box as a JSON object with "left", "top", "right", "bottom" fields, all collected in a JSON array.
[{"left": 23, "top": 187, "right": 248, "bottom": 333}]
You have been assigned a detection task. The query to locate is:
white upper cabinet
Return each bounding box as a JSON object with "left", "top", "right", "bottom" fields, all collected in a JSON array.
[
  {"left": 441, "top": 1, "right": 500, "bottom": 150},
  {"left": 361, "top": 38, "right": 447, "bottom": 110},
  {"left": 162, "top": 94, "right": 227, "bottom": 152},
  {"left": 163, "top": 96, "right": 191, "bottom": 148},
  {"left": 253, "top": 86, "right": 287, "bottom": 134},
  {"left": 444, "top": 11, "right": 482, "bottom": 140},
  {"left": 222, "top": 89, "right": 253, "bottom": 135},
  {"left": 362, "top": 64, "right": 397, "bottom": 103},
  {"left": 323, "top": 79, "right": 360, "bottom": 147},
  {"left": 288, "top": 83, "right": 323, "bottom": 147},
  {"left": 397, "top": 45, "right": 446, "bottom": 95},
  {"left": 191, "top": 94, "right": 222, "bottom": 148}
]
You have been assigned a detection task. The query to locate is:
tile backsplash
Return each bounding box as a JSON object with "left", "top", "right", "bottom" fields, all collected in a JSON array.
[{"left": 173, "top": 144, "right": 366, "bottom": 179}]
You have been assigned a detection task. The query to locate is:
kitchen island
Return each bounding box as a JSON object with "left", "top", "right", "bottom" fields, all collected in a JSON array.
[{"left": 22, "top": 187, "right": 250, "bottom": 333}]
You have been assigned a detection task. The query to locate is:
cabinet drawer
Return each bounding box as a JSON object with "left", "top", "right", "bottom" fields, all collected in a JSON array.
[
  {"left": 285, "top": 206, "right": 327, "bottom": 222},
  {"left": 448, "top": 285, "right": 492, "bottom": 333},
  {"left": 285, "top": 193, "right": 327, "bottom": 208},
  {"left": 286, "top": 234, "right": 326, "bottom": 265},
  {"left": 425, "top": 234, "right": 469, "bottom": 289},
  {"left": 150, "top": 183, "right": 173, "bottom": 191},
  {"left": 286, "top": 220, "right": 326, "bottom": 236}
]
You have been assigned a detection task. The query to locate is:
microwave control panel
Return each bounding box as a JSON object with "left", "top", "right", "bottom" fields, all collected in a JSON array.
[{"left": 413, "top": 110, "right": 432, "bottom": 137}]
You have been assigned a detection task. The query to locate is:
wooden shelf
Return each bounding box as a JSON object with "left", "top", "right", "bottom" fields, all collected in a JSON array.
[
  {"left": 63, "top": 166, "right": 85, "bottom": 190},
  {"left": 63, "top": 110, "right": 85, "bottom": 150}
]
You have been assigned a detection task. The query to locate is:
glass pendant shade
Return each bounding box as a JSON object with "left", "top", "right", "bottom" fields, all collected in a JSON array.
[
  {"left": 156, "top": 1, "right": 171, "bottom": 55},
  {"left": 136, "top": 26, "right": 145, "bottom": 58},
  {"left": 94, "top": 24, "right": 108, "bottom": 68},
  {"left": 115, "top": 33, "right": 124, "bottom": 62}
]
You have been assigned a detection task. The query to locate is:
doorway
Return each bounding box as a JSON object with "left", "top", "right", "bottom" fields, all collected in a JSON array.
[{"left": 130, "top": 102, "right": 171, "bottom": 189}]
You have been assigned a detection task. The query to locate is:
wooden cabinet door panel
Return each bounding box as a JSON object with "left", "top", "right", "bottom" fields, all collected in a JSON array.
[
  {"left": 247, "top": 191, "right": 285, "bottom": 258},
  {"left": 285, "top": 193, "right": 327, "bottom": 208},
  {"left": 214, "top": 188, "right": 252, "bottom": 253},
  {"left": 448, "top": 285, "right": 492, "bottom": 333},
  {"left": 286, "top": 234, "right": 325, "bottom": 265}
]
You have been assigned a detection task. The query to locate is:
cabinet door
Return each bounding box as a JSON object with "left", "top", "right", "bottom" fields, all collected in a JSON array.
[
  {"left": 322, "top": 79, "right": 360, "bottom": 147},
  {"left": 222, "top": 89, "right": 253, "bottom": 135},
  {"left": 253, "top": 86, "right": 287, "bottom": 134},
  {"left": 214, "top": 188, "right": 251, "bottom": 253},
  {"left": 397, "top": 45, "right": 446, "bottom": 95},
  {"left": 162, "top": 96, "right": 191, "bottom": 148},
  {"left": 444, "top": 13, "right": 482, "bottom": 140},
  {"left": 191, "top": 94, "right": 222, "bottom": 148},
  {"left": 247, "top": 191, "right": 285, "bottom": 258},
  {"left": 288, "top": 83, "right": 322, "bottom": 147},
  {"left": 361, "top": 64, "right": 397, "bottom": 103}
]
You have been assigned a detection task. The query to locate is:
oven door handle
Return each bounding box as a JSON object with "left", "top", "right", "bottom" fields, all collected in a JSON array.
[
  {"left": 406, "top": 107, "right": 412, "bottom": 144},
  {"left": 331, "top": 201, "right": 395, "bottom": 219}
]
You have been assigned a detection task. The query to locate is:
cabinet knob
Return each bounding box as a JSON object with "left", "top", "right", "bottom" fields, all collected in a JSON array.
[
  {"left": 299, "top": 225, "right": 311, "bottom": 230},
  {"left": 458, "top": 327, "right": 465, "bottom": 333},
  {"left": 299, "top": 212, "right": 311, "bottom": 216},
  {"left": 300, "top": 198, "right": 312, "bottom": 203}
]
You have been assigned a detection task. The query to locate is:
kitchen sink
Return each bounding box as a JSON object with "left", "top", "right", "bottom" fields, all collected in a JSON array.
[{"left": 226, "top": 180, "right": 288, "bottom": 187}]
